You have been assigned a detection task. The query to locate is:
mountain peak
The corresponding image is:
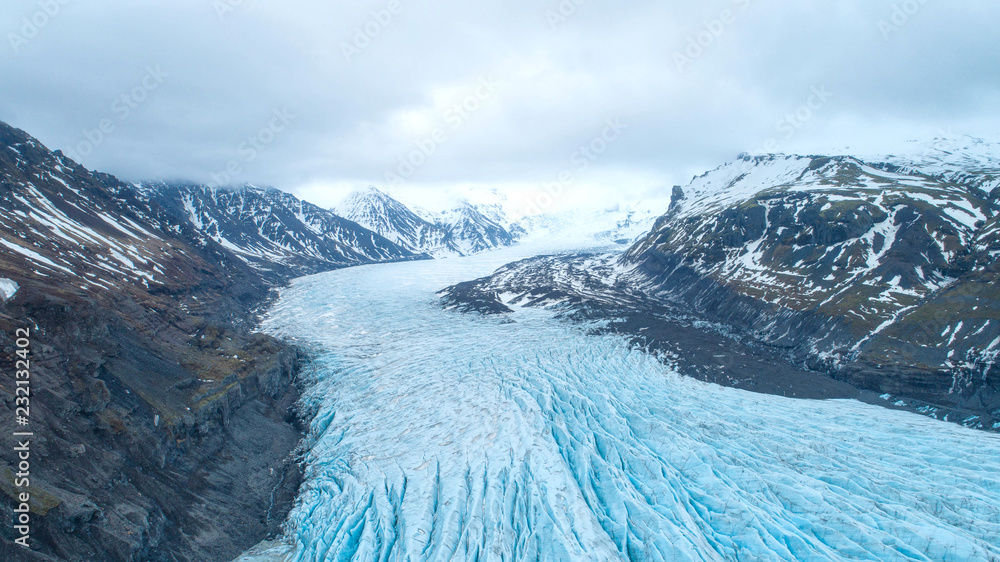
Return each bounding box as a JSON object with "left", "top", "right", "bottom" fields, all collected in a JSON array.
[
  {"left": 345, "top": 185, "right": 394, "bottom": 203},
  {"left": 336, "top": 187, "right": 521, "bottom": 258}
]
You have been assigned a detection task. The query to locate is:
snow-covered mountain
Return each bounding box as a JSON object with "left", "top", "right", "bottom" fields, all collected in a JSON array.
[
  {"left": 422, "top": 186, "right": 525, "bottom": 234},
  {"left": 337, "top": 187, "right": 520, "bottom": 257},
  {"left": 0, "top": 127, "right": 417, "bottom": 296},
  {"left": 0, "top": 124, "right": 231, "bottom": 295},
  {"left": 441, "top": 146, "right": 1000, "bottom": 428},
  {"left": 627, "top": 153, "right": 986, "bottom": 309},
  {"left": 338, "top": 185, "right": 668, "bottom": 254},
  {"left": 861, "top": 135, "right": 1000, "bottom": 197},
  {"left": 624, "top": 151, "right": 1000, "bottom": 416},
  {"left": 337, "top": 187, "right": 459, "bottom": 257},
  {"left": 431, "top": 203, "right": 516, "bottom": 254},
  {"left": 142, "top": 183, "right": 419, "bottom": 279}
]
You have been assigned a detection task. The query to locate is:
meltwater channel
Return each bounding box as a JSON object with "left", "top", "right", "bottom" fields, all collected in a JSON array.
[{"left": 244, "top": 246, "right": 1000, "bottom": 561}]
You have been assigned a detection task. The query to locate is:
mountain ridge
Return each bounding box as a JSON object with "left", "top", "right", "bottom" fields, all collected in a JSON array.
[
  {"left": 336, "top": 186, "right": 520, "bottom": 257},
  {"left": 140, "top": 182, "right": 423, "bottom": 281},
  {"left": 621, "top": 152, "right": 999, "bottom": 417},
  {"left": 441, "top": 146, "right": 1000, "bottom": 430}
]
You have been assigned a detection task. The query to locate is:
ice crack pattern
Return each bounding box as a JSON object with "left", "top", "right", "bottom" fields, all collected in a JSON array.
[{"left": 254, "top": 248, "right": 1000, "bottom": 561}]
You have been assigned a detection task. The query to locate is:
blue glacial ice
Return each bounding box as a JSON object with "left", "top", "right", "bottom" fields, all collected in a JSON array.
[{"left": 252, "top": 248, "right": 1000, "bottom": 561}]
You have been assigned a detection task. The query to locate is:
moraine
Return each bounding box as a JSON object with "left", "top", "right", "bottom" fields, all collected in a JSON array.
[{"left": 243, "top": 244, "right": 1000, "bottom": 562}]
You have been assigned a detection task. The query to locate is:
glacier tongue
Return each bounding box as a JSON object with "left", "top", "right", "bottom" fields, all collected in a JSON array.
[{"left": 256, "top": 248, "right": 1000, "bottom": 562}]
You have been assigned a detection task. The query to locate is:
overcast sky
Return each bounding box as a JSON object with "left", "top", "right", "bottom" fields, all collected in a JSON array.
[{"left": 1, "top": 0, "right": 998, "bottom": 212}]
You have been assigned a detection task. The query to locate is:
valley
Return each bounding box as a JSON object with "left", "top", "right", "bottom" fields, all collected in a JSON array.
[
  {"left": 241, "top": 244, "right": 1000, "bottom": 561},
  {"left": 2, "top": 119, "right": 998, "bottom": 560}
]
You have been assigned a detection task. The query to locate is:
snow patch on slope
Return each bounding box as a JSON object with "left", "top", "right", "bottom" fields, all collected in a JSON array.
[{"left": 0, "top": 278, "right": 18, "bottom": 301}]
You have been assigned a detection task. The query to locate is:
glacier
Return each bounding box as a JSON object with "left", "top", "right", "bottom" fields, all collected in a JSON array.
[{"left": 251, "top": 245, "right": 1000, "bottom": 561}]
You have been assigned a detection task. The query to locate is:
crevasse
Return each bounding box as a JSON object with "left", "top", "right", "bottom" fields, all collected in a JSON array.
[{"left": 254, "top": 247, "right": 1000, "bottom": 562}]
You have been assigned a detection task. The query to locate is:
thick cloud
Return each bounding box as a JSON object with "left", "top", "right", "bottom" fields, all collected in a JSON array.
[{"left": 1, "top": 0, "right": 997, "bottom": 210}]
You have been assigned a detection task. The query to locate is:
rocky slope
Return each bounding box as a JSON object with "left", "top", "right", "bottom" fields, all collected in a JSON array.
[
  {"left": 0, "top": 121, "right": 370, "bottom": 560},
  {"left": 624, "top": 153, "right": 999, "bottom": 420},
  {"left": 442, "top": 149, "right": 1000, "bottom": 430}
]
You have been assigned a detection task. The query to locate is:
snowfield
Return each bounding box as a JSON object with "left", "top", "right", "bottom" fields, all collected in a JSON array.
[{"left": 251, "top": 248, "right": 1000, "bottom": 561}]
